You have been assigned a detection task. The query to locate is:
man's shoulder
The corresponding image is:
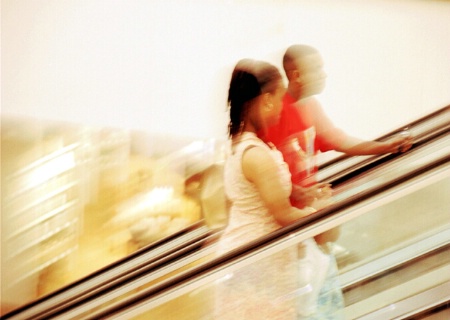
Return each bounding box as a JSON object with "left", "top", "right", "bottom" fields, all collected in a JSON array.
[
  {"left": 282, "top": 93, "right": 296, "bottom": 106},
  {"left": 282, "top": 94, "right": 319, "bottom": 110},
  {"left": 294, "top": 96, "right": 323, "bottom": 116},
  {"left": 282, "top": 94, "right": 300, "bottom": 116}
]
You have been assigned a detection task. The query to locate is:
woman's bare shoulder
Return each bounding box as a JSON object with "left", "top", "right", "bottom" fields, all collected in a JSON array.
[{"left": 241, "top": 145, "right": 277, "bottom": 182}]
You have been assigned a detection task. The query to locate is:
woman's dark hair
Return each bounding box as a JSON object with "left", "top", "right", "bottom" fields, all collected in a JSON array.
[{"left": 227, "top": 59, "right": 281, "bottom": 138}]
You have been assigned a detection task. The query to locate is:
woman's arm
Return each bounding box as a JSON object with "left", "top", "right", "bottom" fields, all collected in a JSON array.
[
  {"left": 242, "top": 146, "right": 315, "bottom": 226},
  {"left": 291, "top": 183, "right": 333, "bottom": 208}
]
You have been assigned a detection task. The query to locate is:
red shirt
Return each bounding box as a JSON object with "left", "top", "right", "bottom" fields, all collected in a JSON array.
[{"left": 259, "top": 94, "right": 346, "bottom": 188}]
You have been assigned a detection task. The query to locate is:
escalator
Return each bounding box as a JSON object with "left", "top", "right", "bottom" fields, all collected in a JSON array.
[
  {"left": 3, "top": 105, "right": 449, "bottom": 319},
  {"left": 86, "top": 113, "right": 449, "bottom": 320}
]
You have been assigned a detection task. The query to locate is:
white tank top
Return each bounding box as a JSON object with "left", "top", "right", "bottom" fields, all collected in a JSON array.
[{"left": 219, "top": 132, "right": 292, "bottom": 254}]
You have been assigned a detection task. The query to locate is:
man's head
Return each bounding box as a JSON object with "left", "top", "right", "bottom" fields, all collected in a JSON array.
[{"left": 283, "top": 44, "right": 327, "bottom": 99}]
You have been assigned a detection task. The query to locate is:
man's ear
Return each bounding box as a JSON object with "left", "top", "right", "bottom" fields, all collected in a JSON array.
[{"left": 287, "top": 69, "right": 299, "bottom": 81}]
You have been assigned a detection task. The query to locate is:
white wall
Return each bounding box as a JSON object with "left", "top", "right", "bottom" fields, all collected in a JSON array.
[{"left": 2, "top": 0, "right": 450, "bottom": 141}]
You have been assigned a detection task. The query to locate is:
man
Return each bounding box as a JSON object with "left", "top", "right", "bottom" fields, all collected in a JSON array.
[
  {"left": 258, "top": 45, "right": 413, "bottom": 319},
  {"left": 260, "top": 44, "right": 412, "bottom": 208}
]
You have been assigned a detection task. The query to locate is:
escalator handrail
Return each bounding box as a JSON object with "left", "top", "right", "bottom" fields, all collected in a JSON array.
[
  {"left": 324, "top": 116, "right": 449, "bottom": 188},
  {"left": 319, "top": 104, "right": 449, "bottom": 169},
  {"left": 318, "top": 104, "right": 450, "bottom": 184}
]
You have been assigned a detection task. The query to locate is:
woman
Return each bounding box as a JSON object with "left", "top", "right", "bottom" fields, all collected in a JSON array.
[{"left": 214, "top": 59, "right": 317, "bottom": 319}]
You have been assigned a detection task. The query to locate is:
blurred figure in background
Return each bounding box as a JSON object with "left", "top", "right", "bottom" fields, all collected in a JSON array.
[{"left": 214, "top": 59, "right": 317, "bottom": 319}]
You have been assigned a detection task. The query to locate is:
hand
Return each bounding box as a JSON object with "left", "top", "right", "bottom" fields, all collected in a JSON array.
[
  {"left": 385, "top": 134, "right": 413, "bottom": 154},
  {"left": 314, "top": 183, "right": 333, "bottom": 199},
  {"left": 291, "top": 183, "right": 333, "bottom": 209},
  {"left": 310, "top": 183, "right": 334, "bottom": 210}
]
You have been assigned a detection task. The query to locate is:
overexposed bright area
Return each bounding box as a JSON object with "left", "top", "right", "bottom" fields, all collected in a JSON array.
[{"left": 2, "top": 0, "right": 450, "bottom": 140}]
